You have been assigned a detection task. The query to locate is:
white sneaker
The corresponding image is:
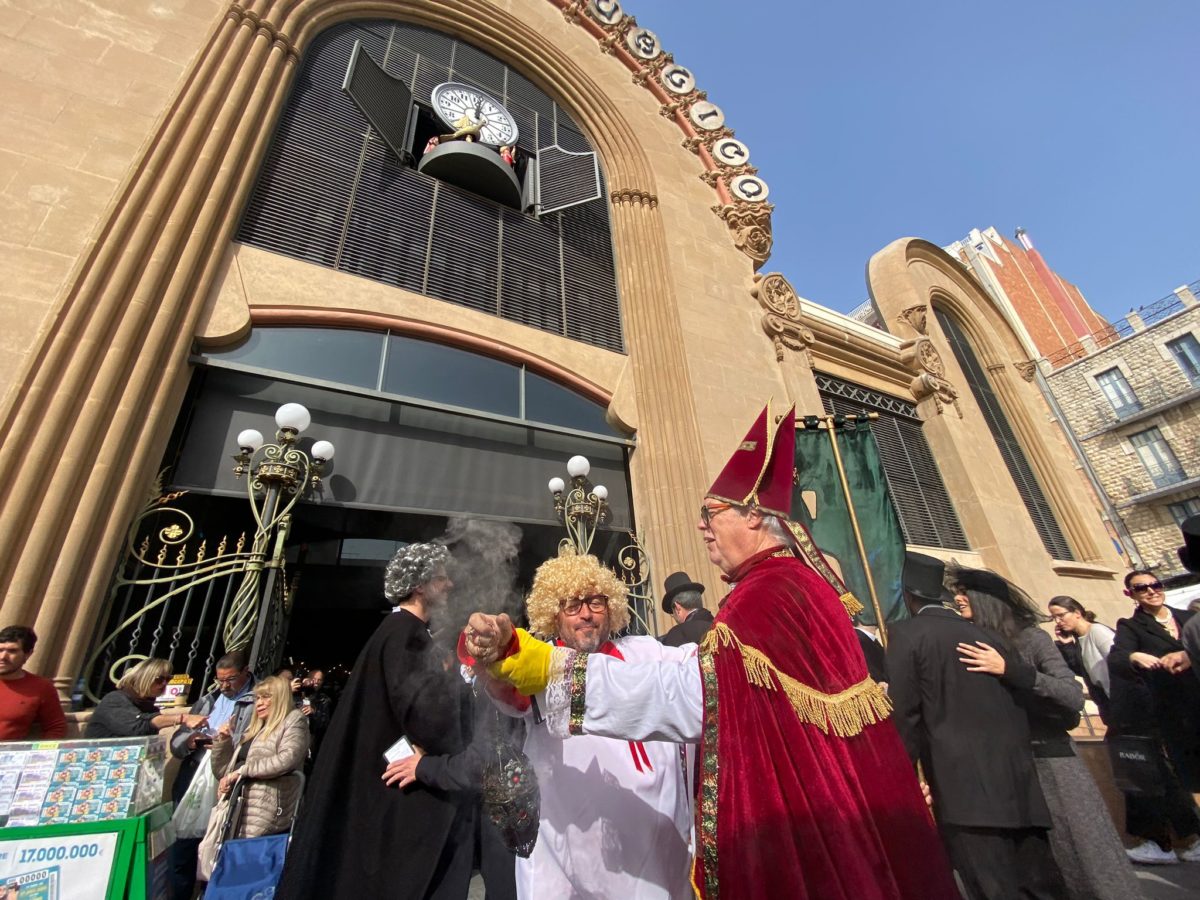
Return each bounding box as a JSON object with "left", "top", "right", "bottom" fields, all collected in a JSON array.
[
  {"left": 1176, "top": 841, "right": 1200, "bottom": 862},
  {"left": 1126, "top": 841, "right": 1180, "bottom": 865}
]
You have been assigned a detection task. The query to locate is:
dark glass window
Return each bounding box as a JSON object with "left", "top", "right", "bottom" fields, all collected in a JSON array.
[
  {"left": 1130, "top": 427, "right": 1186, "bottom": 490},
  {"left": 383, "top": 335, "right": 519, "bottom": 416},
  {"left": 1168, "top": 497, "right": 1200, "bottom": 527},
  {"left": 1167, "top": 334, "right": 1200, "bottom": 386},
  {"left": 524, "top": 371, "right": 610, "bottom": 434},
  {"left": 816, "top": 374, "right": 969, "bottom": 551},
  {"left": 203, "top": 327, "right": 620, "bottom": 436},
  {"left": 1095, "top": 367, "right": 1141, "bottom": 417},
  {"left": 934, "top": 308, "right": 1074, "bottom": 560},
  {"left": 207, "top": 327, "right": 383, "bottom": 389},
  {"left": 237, "top": 20, "right": 623, "bottom": 352}
]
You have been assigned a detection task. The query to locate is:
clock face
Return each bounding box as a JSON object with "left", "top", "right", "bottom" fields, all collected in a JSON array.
[{"left": 430, "top": 82, "right": 519, "bottom": 147}]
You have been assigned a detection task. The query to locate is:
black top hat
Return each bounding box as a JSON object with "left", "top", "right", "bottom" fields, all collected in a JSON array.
[
  {"left": 1179, "top": 515, "right": 1200, "bottom": 573},
  {"left": 903, "top": 552, "right": 945, "bottom": 604},
  {"left": 662, "top": 571, "right": 705, "bottom": 614}
]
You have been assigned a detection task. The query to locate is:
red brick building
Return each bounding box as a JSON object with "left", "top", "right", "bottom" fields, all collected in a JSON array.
[{"left": 946, "top": 226, "right": 1109, "bottom": 360}]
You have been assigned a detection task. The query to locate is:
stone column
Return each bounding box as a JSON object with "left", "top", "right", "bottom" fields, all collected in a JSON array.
[
  {"left": 608, "top": 190, "right": 716, "bottom": 603},
  {"left": 0, "top": 8, "right": 300, "bottom": 693}
]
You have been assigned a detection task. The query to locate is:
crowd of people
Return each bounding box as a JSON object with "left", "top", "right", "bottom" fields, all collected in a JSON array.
[{"left": 2, "top": 404, "right": 1200, "bottom": 899}]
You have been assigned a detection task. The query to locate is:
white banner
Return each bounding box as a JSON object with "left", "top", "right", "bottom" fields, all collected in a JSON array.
[{"left": 0, "top": 832, "right": 119, "bottom": 900}]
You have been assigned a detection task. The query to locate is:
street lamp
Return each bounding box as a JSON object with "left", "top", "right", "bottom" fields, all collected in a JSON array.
[
  {"left": 548, "top": 454, "right": 608, "bottom": 555},
  {"left": 225, "top": 403, "right": 335, "bottom": 673}
]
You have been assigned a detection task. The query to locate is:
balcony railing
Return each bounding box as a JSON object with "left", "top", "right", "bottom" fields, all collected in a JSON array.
[{"left": 1047, "top": 280, "right": 1199, "bottom": 369}]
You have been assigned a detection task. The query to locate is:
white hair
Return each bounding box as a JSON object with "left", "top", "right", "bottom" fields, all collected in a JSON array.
[{"left": 383, "top": 543, "right": 449, "bottom": 602}]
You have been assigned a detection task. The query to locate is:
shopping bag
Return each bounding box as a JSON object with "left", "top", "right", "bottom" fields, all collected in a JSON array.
[
  {"left": 1106, "top": 734, "right": 1167, "bottom": 797},
  {"left": 205, "top": 832, "right": 290, "bottom": 899},
  {"left": 196, "top": 794, "right": 232, "bottom": 881},
  {"left": 171, "top": 749, "right": 218, "bottom": 838}
]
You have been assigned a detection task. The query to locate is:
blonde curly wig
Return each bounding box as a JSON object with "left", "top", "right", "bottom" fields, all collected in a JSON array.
[{"left": 525, "top": 553, "right": 629, "bottom": 637}]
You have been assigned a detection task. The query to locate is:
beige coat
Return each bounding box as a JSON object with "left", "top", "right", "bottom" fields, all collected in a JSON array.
[{"left": 211, "top": 708, "right": 309, "bottom": 837}]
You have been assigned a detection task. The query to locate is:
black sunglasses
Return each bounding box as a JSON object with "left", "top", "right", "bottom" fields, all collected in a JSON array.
[{"left": 1129, "top": 581, "right": 1164, "bottom": 594}]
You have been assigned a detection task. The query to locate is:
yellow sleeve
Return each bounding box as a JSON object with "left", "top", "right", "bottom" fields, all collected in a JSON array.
[{"left": 488, "top": 628, "right": 554, "bottom": 696}]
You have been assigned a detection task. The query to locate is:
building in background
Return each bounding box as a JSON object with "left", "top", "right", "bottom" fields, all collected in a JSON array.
[
  {"left": 1044, "top": 282, "right": 1200, "bottom": 575},
  {"left": 0, "top": 1, "right": 1127, "bottom": 705}
]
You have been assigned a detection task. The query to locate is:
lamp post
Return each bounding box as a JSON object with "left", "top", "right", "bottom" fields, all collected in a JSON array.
[
  {"left": 226, "top": 402, "right": 335, "bottom": 674},
  {"left": 548, "top": 455, "right": 608, "bottom": 555}
]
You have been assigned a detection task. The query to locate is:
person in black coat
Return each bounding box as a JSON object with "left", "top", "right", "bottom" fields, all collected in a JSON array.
[
  {"left": 1107, "top": 569, "right": 1200, "bottom": 862},
  {"left": 276, "top": 544, "right": 475, "bottom": 900},
  {"left": 659, "top": 571, "right": 715, "bottom": 647},
  {"left": 886, "top": 552, "right": 1064, "bottom": 900}
]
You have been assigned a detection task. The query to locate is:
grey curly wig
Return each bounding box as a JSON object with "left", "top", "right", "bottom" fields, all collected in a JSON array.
[{"left": 384, "top": 543, "right": 450, "bottom": 602}]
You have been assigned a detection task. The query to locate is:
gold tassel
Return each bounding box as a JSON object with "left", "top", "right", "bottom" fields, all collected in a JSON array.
[
  {"left": 839, "top": 591, "right": 865, "bottom": 617},
  {"left": 708, "top": 623, "right": 891, "bottom": 737}
]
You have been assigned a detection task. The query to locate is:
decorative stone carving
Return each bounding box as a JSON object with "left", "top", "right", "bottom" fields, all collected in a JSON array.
[
  {"left": 715, "top": 203, "right": 773, "bottom": 269},
  {"left": 610, "top": 188, "right": 659, "bottom": 208},
  {"left": 1014, "top": 360, "right": 1038, "bottom": 383},
  {"left": 899, "top": 337, "right": 961, "bottom": 416},
  {"left": 897, "top": 304, "right": 927, "bottom": 335},
  {"left": 910, "top": 373, "right": 961, "bottom": 417},
  {"left": 751, "top": 272, "right": 813, "bottom": 365},
  {"left": 551, "top": 0, "right": 772, "bottom": 267}
]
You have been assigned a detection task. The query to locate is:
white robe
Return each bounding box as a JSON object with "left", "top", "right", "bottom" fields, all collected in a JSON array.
[{"left": 494, "top": 635, "right": 695, "bottom": 900}]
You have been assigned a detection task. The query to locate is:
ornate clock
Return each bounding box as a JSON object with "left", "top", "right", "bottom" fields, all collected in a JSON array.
[{"left": 430, "top": 82, "right": 520, "bottom": 147}]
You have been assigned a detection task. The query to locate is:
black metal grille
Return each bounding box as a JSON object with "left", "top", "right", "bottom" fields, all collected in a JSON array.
[
  {"left": 934, "top": 309, "right": 1074, "bottom": 560},
  {"left": 237, "top": 20, "right": 624, "bottom": 353},
  {"left": 816, "top": 374, "right": 970, "bottom": 551}
]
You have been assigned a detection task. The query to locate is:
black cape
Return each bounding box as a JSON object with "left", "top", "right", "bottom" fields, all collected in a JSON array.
[
  {"left": 885, "top": 606, "right": 1050, "bottom": 829},
  {"left": 277, "top": 609, "right": 474, "bottom": 899}
]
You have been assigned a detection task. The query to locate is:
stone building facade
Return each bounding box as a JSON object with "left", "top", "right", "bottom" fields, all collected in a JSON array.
[
  {"left": 1045, "top": 284, "right": 1200, "bottom": 575},
  {"left": 0, "top": 0, "right": 1129, "bottom": 700}
]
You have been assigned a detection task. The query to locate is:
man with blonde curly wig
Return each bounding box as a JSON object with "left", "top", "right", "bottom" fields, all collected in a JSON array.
[
  {"left": 279, "top": 542, "right": 478, "bottom": 899},
  {"left": 468, "top": 552, "right": 694, "bottom": 900}
]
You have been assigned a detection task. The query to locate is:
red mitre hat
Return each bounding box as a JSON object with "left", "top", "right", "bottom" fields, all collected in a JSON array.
[{"left": 706, "top": 404, "right": 796, "bottom": 517}]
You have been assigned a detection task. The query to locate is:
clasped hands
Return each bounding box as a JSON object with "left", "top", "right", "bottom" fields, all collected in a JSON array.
[
  {"left": 1131, "top": 650, "right": 1192, "bottom": 674},
  {"left": 463, "top": 612, "right": 515, "bottom": 667}
]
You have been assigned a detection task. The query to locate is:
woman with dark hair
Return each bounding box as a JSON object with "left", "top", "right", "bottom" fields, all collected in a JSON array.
[
  {"left": 1047, "top": 596, "right": 1114, "bottom": 722},
  {"left": 951, "top": 567, "right": 1145, "bottom": 899},
  {"left": 1107, "top": 569, "right": 1200, "bottom": 864}
]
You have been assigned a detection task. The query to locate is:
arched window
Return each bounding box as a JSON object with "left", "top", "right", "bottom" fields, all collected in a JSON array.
[
  {"left": 236, "top": 20, "right": 623, "bottom": 352},
  {"left": 202, "top": 326, "right": 619, "bottom": 437},
  {"left": 934, "top": 308, "right": 1074, "bottom": 560}
]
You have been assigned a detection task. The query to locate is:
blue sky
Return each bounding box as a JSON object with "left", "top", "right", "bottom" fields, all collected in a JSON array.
[{"left": 625, "top": 0, "right": 1199, "bottom": 322}]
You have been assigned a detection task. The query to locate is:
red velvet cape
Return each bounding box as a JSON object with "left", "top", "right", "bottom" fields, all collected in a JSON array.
[{"left": 693, "top": 548, "right": 958, "bottom": 900}]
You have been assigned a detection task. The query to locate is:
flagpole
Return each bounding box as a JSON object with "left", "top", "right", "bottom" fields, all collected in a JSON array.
[{"left": 822, "top": 414, "right": 889, "bottom": 647}]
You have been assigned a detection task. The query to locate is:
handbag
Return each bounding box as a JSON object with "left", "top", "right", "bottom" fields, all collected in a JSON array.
[
  {"left": 1106, "top": 734, "right": 1167, "bottom": 796},
  {"left": 171, "top": 749, "right": 218, "bottom": 839}
]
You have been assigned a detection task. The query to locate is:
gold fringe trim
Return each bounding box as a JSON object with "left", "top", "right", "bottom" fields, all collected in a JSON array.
[
  {"left": 704, "top": 623, "right": 891, "bottom": 737},
  {"left": 839, "top": 591, "right": 864, "bottom": 617}
]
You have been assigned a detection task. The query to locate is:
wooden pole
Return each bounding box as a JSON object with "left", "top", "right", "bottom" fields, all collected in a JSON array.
[{"left": 822, "top": 414, "right": 889, "bottom": 646}]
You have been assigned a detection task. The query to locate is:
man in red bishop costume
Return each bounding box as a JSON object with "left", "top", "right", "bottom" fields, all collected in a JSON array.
[{"left": 464, "top": 404, "right": 960, "bottom": 899}]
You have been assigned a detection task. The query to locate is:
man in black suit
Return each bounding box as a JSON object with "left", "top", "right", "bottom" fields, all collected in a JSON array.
[
  {"left": 659, "top": 571, "right": 714, "bottom": 647},
  {"left": 886, "top": 551, "right": 1064, "bottom": 900}
]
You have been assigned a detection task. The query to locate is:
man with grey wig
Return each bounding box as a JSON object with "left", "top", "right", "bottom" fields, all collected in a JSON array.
[{"left": 279, "top": 542, "right": 478, "bottom": 898}]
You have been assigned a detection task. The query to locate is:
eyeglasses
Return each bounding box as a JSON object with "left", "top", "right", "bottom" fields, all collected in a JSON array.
[
  {"left": 561, "top": 594, "right": 609, "bottom": 615},
  {"left": 699, "top": 503, "right": 733, "bottom": 526},
  {"left": 214, "top": 674, "right": 244, "bottom": 686},
  {"left": 1129, "top": 581, "right": 1164, "bottom": 594}
]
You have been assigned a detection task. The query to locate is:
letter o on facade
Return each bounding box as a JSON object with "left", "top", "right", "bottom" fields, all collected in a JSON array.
[{"left": 730, "top": 174, "right": 769, "bottom": 202}]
